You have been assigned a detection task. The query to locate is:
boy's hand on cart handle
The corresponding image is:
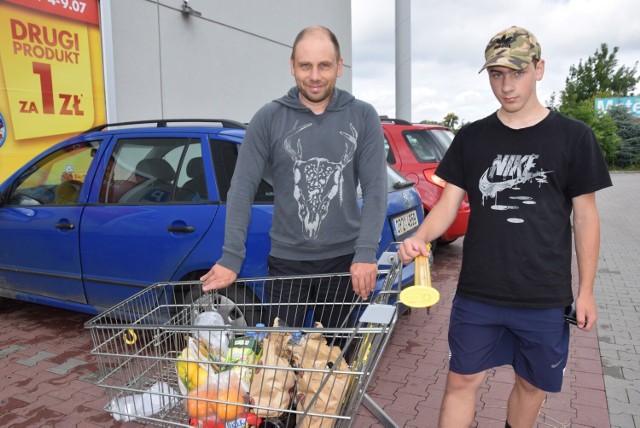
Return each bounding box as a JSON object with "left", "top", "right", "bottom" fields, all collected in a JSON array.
[
  {"left": 351, "top": 262, "right": 377, "bottom": 300},
  {"left": 398, "top": 237, "right": 430, "bottom": 265},
  {"left": 201, "top": 264, "right": 237, "bottom": 291}
]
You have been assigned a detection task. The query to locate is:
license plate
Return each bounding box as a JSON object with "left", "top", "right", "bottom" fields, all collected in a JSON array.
[{"left": 392, "top": 209, "right": 419, "bottom": 238}]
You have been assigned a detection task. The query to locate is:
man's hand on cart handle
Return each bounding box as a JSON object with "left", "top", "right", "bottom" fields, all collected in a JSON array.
[
  {"left": 398, "top": 237, "right": 430, "bottom": 265},
  {"left": 201, "top": 264, "right": 237, "bottom": 291},
  {"left": 351, "top": 262, "right": 377, "bottom": 300}
]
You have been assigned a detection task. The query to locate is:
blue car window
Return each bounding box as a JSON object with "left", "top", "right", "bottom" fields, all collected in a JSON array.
[
  {"left": 9, "top": 141, "right": 99, "bottom": 206},
  {"left": 100, "top": 137, "right": 200, "bottom": 204},
  {"left": 210, "top": 138, "right": 274, "bottom": 203},
  {"left": 174, "top": 143, "right": 207, "bottom": 201}
]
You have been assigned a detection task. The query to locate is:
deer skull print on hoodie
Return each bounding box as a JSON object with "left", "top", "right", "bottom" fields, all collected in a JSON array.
[{"left": 218, "top": 86, "right": 387, "bottom": 273}]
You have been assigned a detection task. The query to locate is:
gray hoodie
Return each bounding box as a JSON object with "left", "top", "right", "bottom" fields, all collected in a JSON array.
[{"left": 218, "top": 87, "right": 387, "bottom": 273}]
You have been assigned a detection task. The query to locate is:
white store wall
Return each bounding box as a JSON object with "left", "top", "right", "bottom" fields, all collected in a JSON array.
[{"left": 100, "top": 0, "right": 352, "bottom": 124}]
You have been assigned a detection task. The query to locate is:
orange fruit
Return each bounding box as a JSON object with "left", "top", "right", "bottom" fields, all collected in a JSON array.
[
  {"left": 185, "top": 384, "right": 246, "bottom": 422},
  {"left": 185, "top": 388, "right": 216, "bottom": 419},
  {"left": 213, "top": 384, "right": 246, "bottom": 421}
]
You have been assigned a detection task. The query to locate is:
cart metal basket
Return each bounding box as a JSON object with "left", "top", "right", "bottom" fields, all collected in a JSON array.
[{"left": 85, "top": 253, "right": 404, "bottom": 427}]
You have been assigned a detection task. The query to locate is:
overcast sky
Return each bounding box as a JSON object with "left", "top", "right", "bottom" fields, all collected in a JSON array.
[{"left": 351, "top": 0, "right": 640, "bottom": 125}]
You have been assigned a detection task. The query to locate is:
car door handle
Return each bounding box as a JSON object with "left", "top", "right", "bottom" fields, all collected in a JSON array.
[
  {"left": 167, "top": 225, "right": 195, "bottom": 233},
  {"left": 55, "top": 222, "right": 75, "bottom": 230}
]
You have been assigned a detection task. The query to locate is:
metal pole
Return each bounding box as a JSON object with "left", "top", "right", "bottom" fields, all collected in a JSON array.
[{"left": 395, "top": 0, "right": 411, "bottom": 122}]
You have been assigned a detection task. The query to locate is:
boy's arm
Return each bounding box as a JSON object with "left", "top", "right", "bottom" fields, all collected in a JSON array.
[
  {"left": 398, "top": 182, "right": 466, "bottom": 263},
  {"left": 572, "top": 192, "right": 601, "bottom": 331}
]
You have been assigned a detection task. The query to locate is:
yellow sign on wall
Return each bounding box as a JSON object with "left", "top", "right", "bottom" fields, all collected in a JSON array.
[{"left": 0, "top": 0, "right": 105, "bottom": 181}]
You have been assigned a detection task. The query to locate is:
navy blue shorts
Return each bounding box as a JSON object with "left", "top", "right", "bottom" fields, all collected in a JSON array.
[{"left": 448, "top": 295, "right": 570, "bottom": 392}]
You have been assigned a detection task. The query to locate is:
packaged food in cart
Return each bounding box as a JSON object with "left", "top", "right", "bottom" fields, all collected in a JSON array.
[
  {"left": 291, "top": 323, "right": 351, "bottom": 428},
  {"left": 249, "top": 318, "right": 297, "bottom": 418},
  {"left": 189, "top": 411, "right": 262, "bottom": 428},
  {"left": 224, "top": 330, "right": 262, "bottom": 391}
]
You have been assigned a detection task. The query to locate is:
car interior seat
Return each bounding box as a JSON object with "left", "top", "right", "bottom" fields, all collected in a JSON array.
[
  {"left": 178, "top": 156, "right": 207, "bottom": 200},
  {"left": 118, "top": 158, "right": 176, "bottom": 203}
]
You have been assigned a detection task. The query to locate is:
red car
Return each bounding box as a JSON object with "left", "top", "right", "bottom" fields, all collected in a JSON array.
[{"left": 382, "top": 117, "right": 470, "bottom": 245}]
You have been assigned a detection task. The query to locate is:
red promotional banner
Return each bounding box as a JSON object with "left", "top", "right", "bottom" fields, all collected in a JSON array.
[{"left": 6, "top": 0, "right": 99, "bottom": 26}]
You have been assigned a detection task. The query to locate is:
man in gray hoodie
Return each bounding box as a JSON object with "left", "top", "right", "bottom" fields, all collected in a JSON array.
[{"left": 201, "top": 26, "right": 387, "bottom": 328}]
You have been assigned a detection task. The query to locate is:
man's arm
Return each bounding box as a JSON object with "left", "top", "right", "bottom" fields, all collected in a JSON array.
[
  {"left": 353, "top": 113, "right": 387, "bottom": 265},
  {"left": 572, "top": 192, "right": 601, "bottom": 331},
  {"left": 350, "top": 110, "right": 387, "bottom": 299},
  {"left": 201, "top": 114, "right": 270, "bottom": 291},
  {"left": 398, "top": 182, "right": 466, "bottom": 263}
]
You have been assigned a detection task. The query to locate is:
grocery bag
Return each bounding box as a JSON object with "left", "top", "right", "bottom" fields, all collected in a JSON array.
[
  {"left": 249, "top": 318, "right": 297, "bottom": 418},
  {"left": 292, "top": 323, "right": 351, "bottom": 428},
  {"left": 184, "top": 371, "right": 249, "bottom": 424},
  {"left": 175, "top": 336, "right": 221, "bottom": 394},
  {"left": 193, "top": 310, "right": 230, "bottom": 356}
]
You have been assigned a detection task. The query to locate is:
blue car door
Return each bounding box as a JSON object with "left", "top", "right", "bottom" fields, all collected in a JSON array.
[
  {"left": 0, "top": 141, "right": 98, "bottom": 304},
  {"left": 79, "top": 134, "right": 217, "bottom": 310}
]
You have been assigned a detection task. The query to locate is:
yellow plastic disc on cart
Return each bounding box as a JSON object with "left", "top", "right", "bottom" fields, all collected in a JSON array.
[
  {"left": 399, "top": 246, "right": 441, "bottom": 308},
  {"left": 399, "top": 285, "right": 440, "bottom": 308}
]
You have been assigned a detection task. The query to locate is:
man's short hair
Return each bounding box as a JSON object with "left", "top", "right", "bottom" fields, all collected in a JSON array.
[{"left": 291, "top": 26, "right": 341, "bottom": 61}]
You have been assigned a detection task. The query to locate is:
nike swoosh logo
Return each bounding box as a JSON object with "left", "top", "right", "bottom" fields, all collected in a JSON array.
[
  {"left": 551, "top": 359, "right": 564, "bottom": 369},
  {"left": 479, "top": 169, "right": 552, "bottom": 200}
]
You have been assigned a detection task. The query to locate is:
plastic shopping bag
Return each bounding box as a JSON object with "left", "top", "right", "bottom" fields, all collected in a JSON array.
[{"left": 107, "top": 381, "right": 178, "bottom": 422}]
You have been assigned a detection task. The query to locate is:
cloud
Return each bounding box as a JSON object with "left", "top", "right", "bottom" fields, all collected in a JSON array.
[{"left": 352, "top": 0, "right": 640, "bottom": 123}]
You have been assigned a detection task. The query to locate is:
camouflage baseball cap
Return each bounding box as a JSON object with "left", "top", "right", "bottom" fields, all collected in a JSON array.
[{"left": 479, "top": 26, "right": 541, "bottom": 73}]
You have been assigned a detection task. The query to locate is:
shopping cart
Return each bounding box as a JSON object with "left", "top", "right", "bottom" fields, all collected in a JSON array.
[{"left": 85, "top": 251, "right": 405, "bottom": 427}]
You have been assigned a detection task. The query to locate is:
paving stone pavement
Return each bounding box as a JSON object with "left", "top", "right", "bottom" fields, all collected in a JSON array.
[
  {"left": 592, "top": 172, "right": 640, "bottom": 428},
  {"left": 0, "top": 172, "right": 637, "bottom": 427},
  {"left": 359, "top": 241, "right": 607, "bottom": 428}
]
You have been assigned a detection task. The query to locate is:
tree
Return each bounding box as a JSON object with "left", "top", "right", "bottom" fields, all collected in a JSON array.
[
  {"left": 560, "top": 43, "right": 639, "bottom": 108},
  {"left": 554, "top": 43, "right": 639, "bottom": 166},
  {"left": 419, "top": 119, "right": 440, "bottom": 126},
  {"left": 419, "top": 113, "right": 462, "bottom": 132},
  {"left": 608, "top": 105, "right": 640, "bottom": 167},
  {"left": 561, "top": 100, "right": 620, "bottom": 165},
  {"left": 442, "top": 113, "right": 459, "bottom": 130}
]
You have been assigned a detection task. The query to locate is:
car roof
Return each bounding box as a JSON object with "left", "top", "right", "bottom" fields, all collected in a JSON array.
[{"left": 80, "top": 119, "right": 247, "bottom": 139}]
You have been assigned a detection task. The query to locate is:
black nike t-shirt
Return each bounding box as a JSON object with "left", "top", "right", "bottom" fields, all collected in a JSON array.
[{"left": 436, "top": 111, "right": 612, "bottom": 308}]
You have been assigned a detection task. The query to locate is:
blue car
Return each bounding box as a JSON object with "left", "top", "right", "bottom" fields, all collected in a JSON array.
[{"left": 0, "top": 119, "right": 422, "bottom": 325}]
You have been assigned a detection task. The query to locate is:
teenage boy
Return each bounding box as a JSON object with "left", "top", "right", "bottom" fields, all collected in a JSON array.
[{"left": 398, "top": 26, "right": 612, "bottom": 427}]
